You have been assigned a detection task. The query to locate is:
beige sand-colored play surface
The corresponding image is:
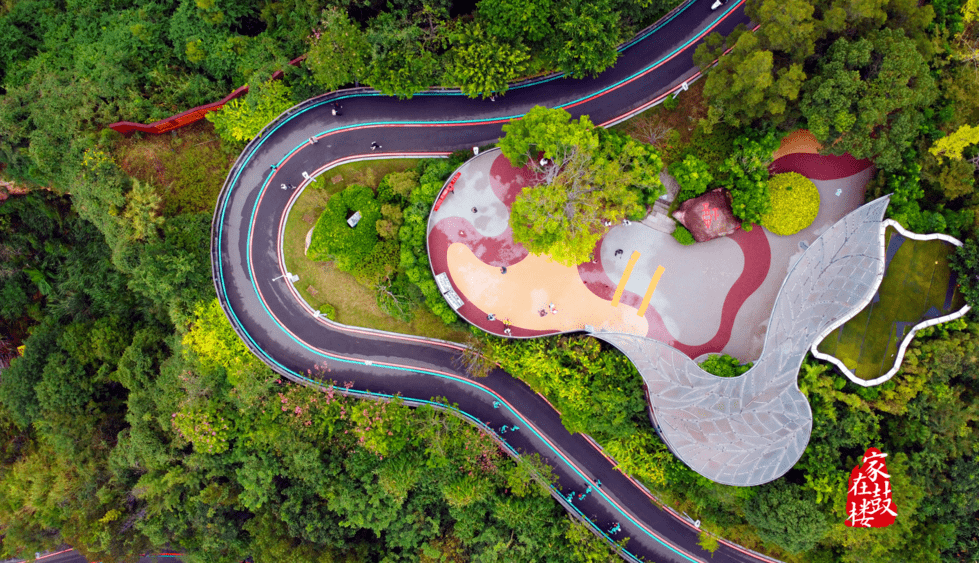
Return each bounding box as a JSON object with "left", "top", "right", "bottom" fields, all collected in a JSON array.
[{"left": 446, "top": 243, "right": 649, "bottom": 334}]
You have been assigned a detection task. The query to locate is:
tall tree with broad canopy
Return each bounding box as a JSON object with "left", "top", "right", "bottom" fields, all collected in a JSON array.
[
  {"left": 950, "top": 238, "right": 979, "bottom": 309},
  {"left": 499, "top": 105, "right": 600, "bottom": 166},
  {"left": 693, "top": 28, "right": 807, "bottom": 131},
  {"left": 799, "top": 28, "right": 937, "bottom": 172},
  {"left": 500, "top": 106, "right": 663, "bottom": 265},
  {"left": 743, "top": 0, "right": 819, "bottom": 60},
  {"left": 363, "top": 8, "right": 447, "bottom": 99},
  {"left": 447, "top": 23, "right": 530, "bottom": 98},
  {"left": 305, "top": 7, "right": 370, "bottom": 93},
  {"left": 555, "top": 0, "right": 622, "bottom": 77},
  {"left": 743, "top": 480, "right": 830, "bottom": 555},
  {"left": 697, "top": 0, "right": 937, "bottom": 133},
  {"left": 477, "top": 0, "right": 553, "bottom": 44}
]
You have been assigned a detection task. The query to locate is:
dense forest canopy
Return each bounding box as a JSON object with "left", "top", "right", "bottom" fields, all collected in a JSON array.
[{"left": 0, "top": 0, "right": 978, "bottom": 562}]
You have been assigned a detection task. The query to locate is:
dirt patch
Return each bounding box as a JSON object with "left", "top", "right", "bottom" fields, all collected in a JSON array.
[
  {"left": 111, "top": 121, "right": 235, "bottom": 215},
  {"left": 616, "top": 79, "right": 709, "bottom": 161},
  {"left": 772, "top": 129, "right": 822, "bottom": 161},
  {"left": 0, "top": 179, "right": 32, "bottom": 203}
]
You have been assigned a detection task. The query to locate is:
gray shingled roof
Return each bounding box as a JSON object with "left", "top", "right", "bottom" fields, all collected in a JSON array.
[{"left": 594, "top": 196, "right": 891, "bottom": 486}]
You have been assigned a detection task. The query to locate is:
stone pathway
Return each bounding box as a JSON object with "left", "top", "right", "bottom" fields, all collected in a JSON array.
[
  {"left": 640, "top": 169, "right": 679, "bottom": 235},
  {"left": 640, "top": 197, "right": 677, "bottom": 235}
]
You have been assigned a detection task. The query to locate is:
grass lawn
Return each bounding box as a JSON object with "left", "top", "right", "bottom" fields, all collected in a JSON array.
[
  {"left": 283, "top": 159, "right": 470, "bottom": 343},
  {"left": 817, "top": 227, "right": 967, "bottom": 380}
]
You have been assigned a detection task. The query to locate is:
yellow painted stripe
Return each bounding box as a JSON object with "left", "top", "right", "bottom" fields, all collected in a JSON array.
[
  {"left": 637, "top": 265, "right": 666, "bottom": 317},
  {"left": 611, "top": 251, "right": 641, "bottom": 307}
]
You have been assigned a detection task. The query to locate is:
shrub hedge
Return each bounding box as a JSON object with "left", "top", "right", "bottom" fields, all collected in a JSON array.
[
  {"left": 698, "top": 353, "right": 753, "bottom": 377},
  {"left": 307, "top": 184, "right": 382, "bottom": 270},
  {"left": 761, "top": 172, "right": 820, "bottom": 236},
  {"left": 669, "top": 154, "right": 714, "bottom": 203},
  {"left": 671, "top": 224, "right": 696, "bottom": 245},
  {"left": 399, "top": 158, "right": 466, "bottom": 325}
]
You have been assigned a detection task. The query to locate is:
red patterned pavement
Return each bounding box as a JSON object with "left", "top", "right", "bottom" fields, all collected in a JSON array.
[{"left": 427, "top": 140, "right": 875, "bottom": 356}]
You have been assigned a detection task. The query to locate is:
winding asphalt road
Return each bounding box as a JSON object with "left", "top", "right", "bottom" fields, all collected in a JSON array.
[
  {"left": 212, "top": 2, "right": 781, "bottom": 562},
  {"left": 13, "top": 549, "right": 182, "bottom": 563}
]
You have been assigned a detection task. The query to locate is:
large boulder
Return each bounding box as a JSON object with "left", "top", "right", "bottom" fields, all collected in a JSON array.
[{"left": 671, "top": 188, "right": 740, "bottom": 242}]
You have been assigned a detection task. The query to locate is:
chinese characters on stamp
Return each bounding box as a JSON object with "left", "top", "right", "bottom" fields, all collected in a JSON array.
[{"left": 846, "top": 447, "right": 897, "bottom": 527}]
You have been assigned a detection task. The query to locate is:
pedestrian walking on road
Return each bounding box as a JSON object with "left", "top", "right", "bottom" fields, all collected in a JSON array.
[{"left": 371, "top": 142, "right": 380, "bottom": 151}]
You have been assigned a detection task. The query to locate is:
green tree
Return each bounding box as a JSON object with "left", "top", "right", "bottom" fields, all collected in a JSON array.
[
  {"left": 0, "top": 322, "right": 57, "bottom": 427},
  {"left": 477, "top": 0, "right": 553, "bottom": 44},
  {"left": 245, "top": 508, "right": 338, "bottom": 563},
  {"left": 447, "top": 23, "right": 530, "bottom": 98},
  {"left": 950, "top": 238, "right": 979, "bottom": 309},
  {"left": 487, "top": 336, "right": 648, "bottom": 443},
  {"left": 455, "top": 331, "right": 496, "bottom": 378},
  {"left": 745, "top": 0, "right": 819, "bottom": 60},
  {"left": 694, "top": 29, "right": 807, "bottom": 130},
  {"left": 377, "top": 169, "right": 420, "bottom": 204},
  {"left": 127, "top": 213, "right": 215, "bottom": 325},
  {"left": 305, "top": 7, "right": 370, "bottom": 92},
  {"left": 0, "top": 63, "right": 93, "bottom": 187},
  {"left": 564, "top": 516, "right": 626, "bottom": 562},
  {"left": 364, "top": 9, "right": 445, "bottom": 99},
  {"left": 205, "top": 80, "right": 294, "bottom": 144},
  {"left": 713, "top": 128, "right": 779, "bottom": 228},
  {"left": 555, "top": 0, "right": 621, "bottom": 77},
  {"left": 122, "top": 179, "right": 164, "bottom": 242},
  {"left": 603, "top": 430, "right": 673, "bottom": 487},
  {"left": 924, "top": 153, "right": 977, "bottom": 201},
  {"left": 375, "top": 204, "right": 404, "bottom": 240},
  {"left": 698, "top": 529, "right": 720, "bottom": 554},
  {"left": 669, "top": 154, "right": 715, "bottom": 202},
  {"left": 171, "top": 403, "right": 232, "bottom": 455},
  {"left": 307, "top": 184, "right": 382, "bottom": 271},
  {"left": 508, "top": 176, "right": 614, "bottom": 265},
  {"left": 502, "top": 108, "right": 662, "bottom": 265},
  {"left": 826, "top": 453, "right": 928, "bottom": 563},
  {"left": 800, "top": 28, "right": 938, "bottom": 172},
  {"left": 399, "top": 159, "right": 461, "bottom": 324},
  {"left": 499, "top": 106, "right": 599, "bottom": 167},
  {"left": 743, "top": 480, "right": 830, "bottom": 554}
]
